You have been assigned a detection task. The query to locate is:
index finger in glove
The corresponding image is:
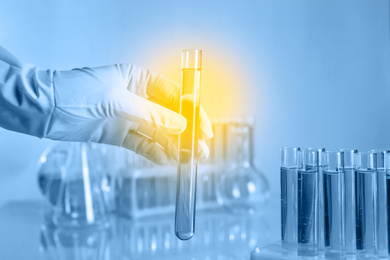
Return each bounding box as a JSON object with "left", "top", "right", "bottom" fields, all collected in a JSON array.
[
  {"left": 112, "top": 90, "right": 186, "bottom": 135},
  {"left": 144, "top": 75, "right": 213, "bottom": 139}
]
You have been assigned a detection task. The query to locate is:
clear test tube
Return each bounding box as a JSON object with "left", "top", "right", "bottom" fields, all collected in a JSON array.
[
  {"left": 385, "top": 151, "right": 390, "bottom": 256},
  {"left": 280, "top": 147, "right": 300, "bottom": 249},
  {"left": 340, "top": 149, "right": 356, "bottom": 255},
  {"left": 315, "top": 148, "right": 326, "bottom": 252},
  {"left": 372, "top": 150, "right": 388, "bottom": 258},
  {"left": 175, "top": 49, "right": 202, "bottom": 240},
  {"left": 354, "top": 151, "right": 377, "bottom": 256},
  {"left": 297, "top": 148, "right": 318, "bottom": 256},
  {"left": 323, "top": 151, "right": 345, "bottom": 258}
]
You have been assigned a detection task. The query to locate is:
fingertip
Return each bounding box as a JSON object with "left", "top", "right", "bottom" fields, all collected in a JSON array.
[
  {"left": 167, "top": 113, "right": 186, "bottom": 134},
  {"left": 199, "top": 107, "right": 213, "bottom": 139},
  {"left": 204, "top": 126, "right": 214, "bottom": 139},
  {"left": 178, "top": 115, "right": 187, "bottom": 133},
  {"left": 199, "top": 139, "right": 210, "bottom": 159},
  {"left": 152, "top": 156, "right": 171, "bottom": 166},
  {"left": 154, "top": 108, "right": 187, "bottom": 135}
]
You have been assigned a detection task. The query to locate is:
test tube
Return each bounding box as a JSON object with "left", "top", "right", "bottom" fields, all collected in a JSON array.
[
  {"left": 354, "top": 151, "right": 377, "bottom": 256},
  {"left": 372, "top": 150, "right": 388, "bottom": 257},
  {"left": 280, "top": 147, "right": 300, "bottom": 249},
  {"left": 175, "top": 49, "right": 202, "bottom": 240},
  {"left": 385, "top": 151, "right": 390, "bottom": 255},
  {"left": 340, "top": 149, "right": 356, "bottom": 255},
  {"left": 315, "top": 148, "right": 326, "bottom": 252},
  {"left": 297, "top": 148, "right": 318, "bottom": 256},
  {"left": 323, "top": 151, "right": 345, "bottom": 258}
]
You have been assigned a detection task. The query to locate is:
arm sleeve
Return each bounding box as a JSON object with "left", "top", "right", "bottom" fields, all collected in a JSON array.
[{"left": 0, "top": 45, "right": 54, "bottom": 138}]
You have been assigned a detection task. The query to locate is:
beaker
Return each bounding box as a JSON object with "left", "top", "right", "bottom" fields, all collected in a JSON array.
[
  {"left": 323, "top": 151, "right": 345, "bottom": 258},
  {"left": 354, "top": 151, "right": 377, "bottom": 257},
  {"left": 216, "top": 117, "right": 270, "bottom": 214},
  {"left": 175, "top": 49, "right": 202, "bottom": 240}
]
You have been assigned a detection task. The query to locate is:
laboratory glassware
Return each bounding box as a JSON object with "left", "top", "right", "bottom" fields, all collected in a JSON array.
[
  {"left": 197, "top": 121, "right": 217, "bottom": 206},
  {"left": 175, "top": 49, "right": 202, "bottom": 240},
  {"left": 323, "top": 151, "right": 345, "bottom": 258},
  {"left": 98, "top": 145, "right": 126, "bottom": 213},
  {"left": 297, "top": 148, "right": 318, "bottom": 256},
  {"left": 354, "top": 150, "right": 377, "bottom": 257},
  {"left": 216, "top": 117, "right": 270, "bottom": 214},
  {"left": 372, "top": 150, "right": 388, "bottom": 257},
  {"left": 116, "top": 150, "right": 177, "bottom": 218},
  {"left": 280, "top": 147, "right": 300, "bottom": 248},
  {"left": 340, "top": 149, "right": 356, "bottom": 255},
  {"left": 313, "top": 148, "right": 326, "bottom": 252},
  {"left": 386, "top": 151, "right": 390, "bottom": 256},
  {"left": 38, "top": 143, "right": 108, "bottom": 226},
  {"left": 38, "top": 144, "right": 69, "bottom": 207}
]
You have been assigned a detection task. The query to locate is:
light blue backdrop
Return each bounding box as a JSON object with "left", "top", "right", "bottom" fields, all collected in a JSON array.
[{"left": 0, "top": 0, "right": 389, "bottom": 205}]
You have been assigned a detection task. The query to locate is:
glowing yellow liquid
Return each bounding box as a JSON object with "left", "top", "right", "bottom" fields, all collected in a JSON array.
[{"left": 179, "top": 69, "right": 201, "bottom": 164}]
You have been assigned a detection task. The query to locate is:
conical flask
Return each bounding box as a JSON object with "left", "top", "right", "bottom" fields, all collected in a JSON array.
[
  {"left": 216, "top": 118, "right": 269, "bottom": 214},
  {"left": 38, "top": 142, "right": 109, "bottom": 227}
]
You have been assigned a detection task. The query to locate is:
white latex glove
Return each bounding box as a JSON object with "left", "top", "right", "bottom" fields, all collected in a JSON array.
[{"left": 0, "top": 45, "right": 213, "bottom": 165}]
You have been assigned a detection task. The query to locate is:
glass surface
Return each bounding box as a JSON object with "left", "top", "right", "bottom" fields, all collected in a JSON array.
[
  {"left": 0, "top": 199, "right": 274, "bottom": 260},
  {"left": 175, "top": 49, "right": 202, "bottom": 240}
]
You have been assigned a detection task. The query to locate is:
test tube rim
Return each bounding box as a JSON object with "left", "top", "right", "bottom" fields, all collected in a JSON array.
[
  {"left": 323, "top": 150, "right": 344, "bottom": 173},
  {"left": 353, "top": 150, "right": 377, "bottom": 170},
  {"left": 182, "top": 49, "right": 203, "bottom": 53}
]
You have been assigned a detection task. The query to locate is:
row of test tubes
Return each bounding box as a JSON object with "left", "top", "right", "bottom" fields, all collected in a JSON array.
[{"left": 281, "top": 147, "right": 390, "bottom": 258}]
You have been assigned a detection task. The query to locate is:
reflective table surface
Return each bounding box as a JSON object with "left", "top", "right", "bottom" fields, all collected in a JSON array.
[{"left": 0, "top": 198, "right": 280, "bottom": 260}]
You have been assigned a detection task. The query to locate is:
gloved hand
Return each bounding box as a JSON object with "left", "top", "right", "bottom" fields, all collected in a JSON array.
[{"left": 0, "top": 45, "right": 213, "bottom": 165}]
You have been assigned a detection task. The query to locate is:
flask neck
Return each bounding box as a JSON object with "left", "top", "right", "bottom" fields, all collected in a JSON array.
[{"left": 227, "top": 124, "right": 253, "bottom": 167}]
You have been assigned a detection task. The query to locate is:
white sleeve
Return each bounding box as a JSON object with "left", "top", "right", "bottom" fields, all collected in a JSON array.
[{"left": 0, "top": 45, "right": 54, "bottom": 138}]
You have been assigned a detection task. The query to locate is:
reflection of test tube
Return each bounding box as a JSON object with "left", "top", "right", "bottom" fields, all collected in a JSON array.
[
  {"left": 340, "top": 149, "right": 356, "bottom": 255},
  {"left": 323, "top": 151, "right": 345, "bottom": 258},
  {"left": 354, "top": 151, "right": 377, "bottom": 256},
  {"left": 372, "top": 150, "right": 388, "bottom": 257},
  {"left": 297, "top": 149, "right": 318, "bottom": 256},
  {"left": 280, "top": 147, "right": 299, "bottom": 248},
  {"left": 175, "top": 49, "right": 202, "bottom": 240}
]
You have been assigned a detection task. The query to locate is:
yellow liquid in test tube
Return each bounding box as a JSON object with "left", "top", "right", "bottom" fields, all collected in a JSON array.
[
  {"left": 179, "top": 69, "right": 201, "bottom": 164},
  {"left": 175, "top": 50, "right": 202, "bottom": 241}
]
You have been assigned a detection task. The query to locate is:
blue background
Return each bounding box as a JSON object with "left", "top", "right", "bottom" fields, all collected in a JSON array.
[{"left": 0, "top": 0, "right": 389, "bottom": 205}]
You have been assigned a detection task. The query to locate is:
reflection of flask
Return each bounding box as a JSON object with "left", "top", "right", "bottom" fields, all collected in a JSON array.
[
  {"left": 216, "top": 118, "right": 269, "bottom": 214},
  {"left": 39, "top": 221, "right": 112, "bottom": 260},
  {"left": 37, "top": 143, "right": 109, "bottom": 227}
]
